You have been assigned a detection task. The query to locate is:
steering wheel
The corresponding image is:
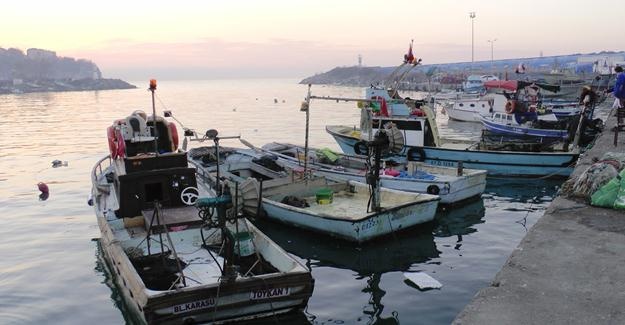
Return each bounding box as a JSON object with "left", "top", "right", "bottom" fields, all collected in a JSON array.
[{"left": 181, "top": 187, "right": 199, "bottom": 205}]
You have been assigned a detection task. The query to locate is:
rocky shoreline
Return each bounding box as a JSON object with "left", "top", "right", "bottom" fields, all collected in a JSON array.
[{"left": 0, "top": 78, "right": 136, "bottom": 95}]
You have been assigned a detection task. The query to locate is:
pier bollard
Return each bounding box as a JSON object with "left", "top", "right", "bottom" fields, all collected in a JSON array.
[{"left": 457, "top": 161, "right": 464, "bottom": 176}]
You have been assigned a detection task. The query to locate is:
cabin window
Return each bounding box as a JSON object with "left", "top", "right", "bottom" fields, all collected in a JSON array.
[
  {"left": 144, "top": 182, "right": 164, "bottom": 202},
  {"left": 459, "top": 103, "right": 464, "bottom": 107},
  {"left": 470, "top": 104, "right": 475, "bottom": 107},
  {"left": 482, "top": 104, "right": 485, "bottom": 107},
  {"left": 507, "top": 115, "right": 513, "bottom": 121}
]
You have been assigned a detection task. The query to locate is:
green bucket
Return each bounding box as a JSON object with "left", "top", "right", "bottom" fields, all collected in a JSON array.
[
  {"left": 233, "top": 231, "right": 255, "bottom": 257},
  {"left": 315, "top": 188, "right": 334, "bottom": 204}
]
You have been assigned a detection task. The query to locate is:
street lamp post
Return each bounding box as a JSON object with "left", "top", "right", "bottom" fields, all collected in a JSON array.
[
  {"left": 469, "top": 12, "right": 476, "bottom": 72},
  {"left": 487, "top": 38, "right": 497, "bottom": 74}
]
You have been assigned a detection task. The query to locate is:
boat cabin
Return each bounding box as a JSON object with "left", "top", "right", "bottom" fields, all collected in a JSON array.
[
  {"left": 106, "top": 111, "right": 197, "bottom": 218},
  {"left": 362, "top": 88, "right": 437, "bottom": 147}
]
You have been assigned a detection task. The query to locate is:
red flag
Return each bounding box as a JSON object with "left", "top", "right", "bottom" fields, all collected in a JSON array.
[{"left": 404, "top": 40, "right": 415, "bottom": 64}]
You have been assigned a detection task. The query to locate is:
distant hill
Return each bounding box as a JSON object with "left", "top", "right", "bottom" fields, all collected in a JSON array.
[
  {"left": 0, "top": 47, "right": 136, "bottom": 94},
  {"left": 301, "top": 51, "right": 625, "bottom": 88}
]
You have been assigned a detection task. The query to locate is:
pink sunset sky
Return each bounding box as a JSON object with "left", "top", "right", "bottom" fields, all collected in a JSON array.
[{"left": 3, "top": 0, "right": 622, "bottom": 80}]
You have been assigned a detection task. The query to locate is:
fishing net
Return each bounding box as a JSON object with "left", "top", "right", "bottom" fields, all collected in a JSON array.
[{"left": 562, "top": 152, "right": 625, "bottom": 201}]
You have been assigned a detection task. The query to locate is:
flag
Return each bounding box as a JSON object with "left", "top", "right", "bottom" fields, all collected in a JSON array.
[{"left": 404, "top": 40, "right": 415, "bottom": 64}]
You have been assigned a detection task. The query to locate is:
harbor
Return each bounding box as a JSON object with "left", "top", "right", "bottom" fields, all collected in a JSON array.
[
  {"left": 1, "top": 80, "right": 562, "bottom": 324},
  {"left": 454, "top": 105, "right": 625, "bottom": 324},
  {"left": 3, "top": 3, "right": 625, "bottom": 323}
]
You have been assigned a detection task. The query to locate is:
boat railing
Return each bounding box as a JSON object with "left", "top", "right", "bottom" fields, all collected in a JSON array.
[{"left": 91, "top": 155, "right": 112, "bottom": 187}]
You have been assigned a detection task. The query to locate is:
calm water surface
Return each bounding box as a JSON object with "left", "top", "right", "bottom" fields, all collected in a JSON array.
[{"left": 0, "top": 79, "right": 562, "bottom": 324}]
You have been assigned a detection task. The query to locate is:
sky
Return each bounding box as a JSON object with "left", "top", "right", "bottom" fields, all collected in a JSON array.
[{"left": 2, "top": 0, "right": 622, "bottom": 80}]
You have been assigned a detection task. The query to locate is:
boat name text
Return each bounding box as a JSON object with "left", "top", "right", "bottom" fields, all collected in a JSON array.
[
  {"left": 173, "top": 298, "right": 216, "bottom": 314},
  {"left": 250, "top": 287, "right": 291, "bottom": 300}
]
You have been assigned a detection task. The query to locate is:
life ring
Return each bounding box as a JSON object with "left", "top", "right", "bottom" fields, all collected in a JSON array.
[
  {"left": 505, "top": 100, "right": 516, "bottom": 114},
  {"left": 406, "top": 147, "right": 426, "bottom": 162},
  {"left": 107, "top": 126, "right": 118, "bottom": 159},
  {"left": 353, "top": 140, "right": 369, "bottom": 156},
  {"left": 115, "top": 128, "right": 126, "bottom": 158},
  {"left": 168, "top": 122, "right": 179, "bottom": 151},
  {"left": 426, "top": 185, "right": 440, "bottom": 195}
]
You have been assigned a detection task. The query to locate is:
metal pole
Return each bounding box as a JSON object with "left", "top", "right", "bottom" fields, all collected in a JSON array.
[
  {"left": 470, "top": 12, "right": 476, "bottom": 72},
  {"left": 488, "top": 39, "right": 497, "bottom": 75},
  {"left": 303, "top": 84, "right": 311, "bottom": 181}
]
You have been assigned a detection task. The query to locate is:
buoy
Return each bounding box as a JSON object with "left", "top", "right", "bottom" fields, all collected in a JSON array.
[
  {"left": 37, "top": 182, "right": 49, "bottom": 194},
  {"left": 52, "top": 160, "right": 68, "bottom": 168},
  {"left": 38, "top": 182, "right": 49, "bottom": 201}
]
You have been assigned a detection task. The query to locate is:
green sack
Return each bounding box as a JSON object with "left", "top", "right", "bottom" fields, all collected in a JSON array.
[
  {"left": 614, "top": 174, "right": 625, "bottom": 209},
  {"left": 590, "top": 177, "right": 620, "bottom": 207},
  {"left": 317, "top": 148, "right": 339, "bottom": 163}
]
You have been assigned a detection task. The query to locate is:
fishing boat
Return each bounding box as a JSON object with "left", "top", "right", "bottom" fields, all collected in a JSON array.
[
  {"left": 260, "top": 142, "right": 487, "bottom": 205},
  {"left": 443, "top": 96, "right": 494, "bottom": 122},
  {"left": 479, "top": 110, "right": 571, "bottom": 139},
  {"left": 90, "top": 81, "right": 314, "bottom": 324},
  {"left": 186, "top": 133, "right": 440, "bottom": 243},
  {"left": 319, "top": 49, "right": 583, "bottom": 178},
  {"left": 483, "top": 80, "right": 582, "bottom": 119}
]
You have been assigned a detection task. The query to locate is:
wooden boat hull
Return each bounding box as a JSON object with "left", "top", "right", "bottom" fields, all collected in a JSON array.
[
  {"left": 261, "top": 181, "right": 439, "bottom": 243},
  {"left": 327, "top": 126, "right": 578, "bottom": 178},
  {"left": 92, "top": 156, "right": 314, "bottom": 325},
  {"left": 95, "top": 212, "right": 313, "bottom": 325}
]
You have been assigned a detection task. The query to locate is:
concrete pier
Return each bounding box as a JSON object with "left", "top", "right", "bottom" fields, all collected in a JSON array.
[{"left": 454, "top": 109, "right": 625, "bottom": 325}]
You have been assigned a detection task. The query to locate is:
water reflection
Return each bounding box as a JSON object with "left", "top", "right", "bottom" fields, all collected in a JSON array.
[
  {"left": 433, "top": 199, "right": 486, "bottom": 251},
  {"left": 253, "top": 220, "right": 439, "bottom": 324},
  {"left": 483, "top": 178, "right": 561, "bottom": 202}
]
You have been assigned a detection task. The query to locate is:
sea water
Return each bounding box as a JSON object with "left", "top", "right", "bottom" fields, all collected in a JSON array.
[{"left": 0, "top": 79, "right": 561, "bottom": 324}]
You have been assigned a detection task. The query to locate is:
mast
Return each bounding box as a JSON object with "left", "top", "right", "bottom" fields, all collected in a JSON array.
[
  {"left": 303, "top": 84, "right": 312, "bottom": 181},
  {"left": 149, "top": 79, "right": 159, "bottom": 156}
]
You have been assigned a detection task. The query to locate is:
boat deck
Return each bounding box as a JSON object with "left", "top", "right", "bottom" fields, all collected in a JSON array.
[{"left": 301, "top": 192, "right": 372, "bottom": 220}]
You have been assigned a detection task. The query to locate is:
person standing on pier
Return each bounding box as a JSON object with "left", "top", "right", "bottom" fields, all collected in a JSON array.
[{"left": 611, "top": 66, "right": 625, "bottom": 108}]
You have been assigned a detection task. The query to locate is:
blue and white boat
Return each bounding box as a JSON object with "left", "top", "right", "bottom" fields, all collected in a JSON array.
[
  {"left": 480, "top": 111, "right": 570, "bottom": 140},
  {"left": 320, "top": 84, "right": 579, "bottom": 177},
  {"left": 326, "top": 124, "right": 578, "bottom": 178}
]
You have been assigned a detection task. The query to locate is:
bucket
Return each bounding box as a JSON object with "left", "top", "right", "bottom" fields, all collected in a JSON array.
[
  {"left": 234, "top": 231, "right": 255, "bottom": 257},
  {"left": 315, "top": 188, "right": 334, "bottom": 204}
]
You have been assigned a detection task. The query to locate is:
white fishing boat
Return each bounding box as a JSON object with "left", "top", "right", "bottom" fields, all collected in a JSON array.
[
  {"left": 187, "top": 138, "right": 440, "bottom": 243},
  {"left": 246, "top": 177, "right": 440, "bottom": 243},
  {"left": 261, "top": 142, "right": 486, "bottom": 205},
  {"left": 444, "top": 96, "right": 495, "bottom": 122},
  {"left": 90, "top": 81, "right": 314, "bottom": 324}
]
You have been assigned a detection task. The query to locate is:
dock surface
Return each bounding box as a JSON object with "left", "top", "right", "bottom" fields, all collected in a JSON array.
[{"left": 454, "top": 109, "right": 625, "bottom": 325}]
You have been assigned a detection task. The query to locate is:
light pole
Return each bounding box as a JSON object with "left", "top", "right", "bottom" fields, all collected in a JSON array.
[
  {"left": 487, "top": 38, "right": 497, "bottom": 74},
  {"left": 469, "top": 12, "right": 476, "bottom": 72}
]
